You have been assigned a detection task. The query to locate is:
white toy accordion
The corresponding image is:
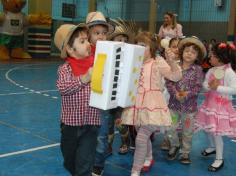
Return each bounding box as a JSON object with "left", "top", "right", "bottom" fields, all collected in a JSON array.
[{"left": 89, "top": 41, "right": 145, "bottom": 110}]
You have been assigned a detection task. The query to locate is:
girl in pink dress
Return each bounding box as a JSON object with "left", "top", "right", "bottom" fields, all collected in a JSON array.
[
  {"left": 121, "top": 31, "right": 182, "bottom": 176},
  {"left": 195, "top": 42, "right": 236, "bottom": 172}
]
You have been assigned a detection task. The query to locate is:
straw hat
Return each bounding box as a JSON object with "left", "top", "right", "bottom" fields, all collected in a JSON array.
[
  {"left": 178, "top": 36, "right": 207, "bottom": 58},
  {"left": 108, "top": 18, "right": 137, "bottom": 43},
  {"left": 86, "top": 11, "right": 115, "bottom": 34},
  {"left": 54, "top": 23, "right": 88, "bottom": 58}
]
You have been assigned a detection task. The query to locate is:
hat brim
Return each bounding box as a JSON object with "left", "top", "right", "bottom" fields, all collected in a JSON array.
[
  {"left": 61, "top": 23, "right": 88, "bottom": 58},
  {"left": 178, "top": 37, "right": 207, "bottom": 58},
  {"left": 108, "top": 32, "right": 128, "bottom": 40},
  {"left": 87, "top": 20, "right": 115, "bottom": 34}
]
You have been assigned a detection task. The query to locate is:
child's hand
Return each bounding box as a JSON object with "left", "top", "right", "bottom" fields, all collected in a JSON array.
[
  {"left": 80, "top": 67, "right": 93, "bottom": 83},
  {"left": 208, "top": 79, "right": 220, "bottom": 90},
  {"left": 165, "top": 48, "right": 176, "bottom": 62}
]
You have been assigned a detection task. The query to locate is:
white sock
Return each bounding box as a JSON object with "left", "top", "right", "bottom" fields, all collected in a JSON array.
[
  {"left": 214, "top": 135, "right": 223, "bottom": 160},
  {"left": 143, "top": 158, "right": 152, "bottom": 166},
  {"left": 131, "top": 171, "right": 140, "bottom": 176},
  {"left": 211, "top": 159, "right": 223, "bottom": 168},
  {"left": 205, "top": 147, "right": 215, "bottom": 153}
]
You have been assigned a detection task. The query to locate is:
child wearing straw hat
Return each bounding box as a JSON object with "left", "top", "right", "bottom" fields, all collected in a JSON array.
[
  {"left": 54, "top": 23, "right": 100, "bottom": 176},
  {"left": 85, "top": 11, "right": 115, "bottom": 176},
  {"left": 106, "top": 18, "right": 138, "bottom": 156},
  {"left": 166, "top": 36, "right": 205, "bottom": 164}
]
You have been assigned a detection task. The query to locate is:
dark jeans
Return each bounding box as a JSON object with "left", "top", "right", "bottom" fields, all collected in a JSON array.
[{"left": 60, "top": 124, "right": 99, "bottom": 176}]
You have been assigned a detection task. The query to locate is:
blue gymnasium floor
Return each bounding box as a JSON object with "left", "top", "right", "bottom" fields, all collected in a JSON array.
[{"left": 0, "top": 59, "right": 236, "bottom": 176}]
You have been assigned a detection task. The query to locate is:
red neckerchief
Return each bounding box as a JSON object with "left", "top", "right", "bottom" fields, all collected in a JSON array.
[
  {"left": 67, "top": 56, "right": 94, "bottom": 76},
  {"left": 91, "top": 44, "right": 96, "bottom": 56}
]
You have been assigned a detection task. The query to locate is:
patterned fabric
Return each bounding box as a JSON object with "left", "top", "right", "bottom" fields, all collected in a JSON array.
[
  {"left": 167, "top": 110, "right": 196, "bottom": 154},
  {"left": 195, "top": 64, "right": 236, "bottom": 137},
  {"left": 158, "top": 23, "right": 183, "bottom": 39},
  {"left": 56, "top": 62, "right": 100, "bottom": 126},
  {"left": 132, "top": 125, "right": 157, "bottom": 173},
  {"left": 166, "top": 64, "right": 204, "bottom": 113},
  {"left": 121, "top": 57, "right": 182, "bottom": 126}
]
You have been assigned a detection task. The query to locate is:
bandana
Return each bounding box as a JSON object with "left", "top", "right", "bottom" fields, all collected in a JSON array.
[{"left": 67, "top": 56, "right": 94, "bottom": 76}]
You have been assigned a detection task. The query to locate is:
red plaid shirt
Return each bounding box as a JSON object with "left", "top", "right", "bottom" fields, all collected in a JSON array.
[{"left": 56, "top": 62, "right": 100, "bottom": 126}]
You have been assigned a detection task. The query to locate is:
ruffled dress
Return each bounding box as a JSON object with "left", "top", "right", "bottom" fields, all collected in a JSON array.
[
  {"left": 121, "top": 58, "right": 182, "bottom": 126},
  {"left": 195, "top": 64, "right": 236, "bottom": 137}
]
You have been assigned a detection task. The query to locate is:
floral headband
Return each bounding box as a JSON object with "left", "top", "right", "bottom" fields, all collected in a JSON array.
[{"left": 218, "top": 42, "right": 236, "bottom": 50}]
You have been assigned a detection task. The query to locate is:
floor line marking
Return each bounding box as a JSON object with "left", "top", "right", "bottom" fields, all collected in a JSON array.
[
  {"left": 0, "top": 120, "right": 56, "bottom": 143},
  {"left": 5, "top": 65, "right": 58, "bottom": 99},
  {"left": 231, "top": 139, "right": 236, "bottom": 142},
  {"left": 0, "top": 143, "right": 60, "bottom": 158},
  {"left": 0, "top": 89, "right": 58, "bottom": 96}
]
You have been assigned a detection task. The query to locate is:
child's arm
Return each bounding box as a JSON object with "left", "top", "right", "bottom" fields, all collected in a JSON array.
[
  {"left": 216, "top": 68, "right": 236, "bottom": 95},
  {"left": 157, "top": 56, "right": 182, "bottom": 82},
  {"left": 56, "top": 65, "right": 87, "bottom": 95},
  {"left": 203, "top": 69, "right": 211, "bottom": 91}
]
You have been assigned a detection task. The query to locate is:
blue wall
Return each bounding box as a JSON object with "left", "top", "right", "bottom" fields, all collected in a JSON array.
[
  {"left": 179, "top": 0, "right": 230, "bottom": 22},
  {"left": 0, "top": 0, "right": 230, "bottom": 23},
  {"left": 52, "top": 0, "right": 88, "bottom": 22}
]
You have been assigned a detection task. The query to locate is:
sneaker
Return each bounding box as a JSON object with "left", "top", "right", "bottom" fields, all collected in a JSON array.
[
  {"left": 92, "top": 166, "right": 104, "bottom": 176},
  {"left": 179, "top": 153, "right": 191, "bottom": 164},
  {"left": 167, "top": 146, "right": 179, "bottom": 160}
]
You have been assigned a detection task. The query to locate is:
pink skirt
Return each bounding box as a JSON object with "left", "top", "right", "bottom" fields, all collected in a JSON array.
[{"left": 195, "top": 92, "right": 236, "bottom": 137}]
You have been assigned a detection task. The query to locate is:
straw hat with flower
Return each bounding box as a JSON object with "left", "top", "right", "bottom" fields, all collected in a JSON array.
[
  {"left": 54, "top": 23, "right": 88, "bottom": 58},
  {"left": 86, "top": 11, "right": 115, "bottom": 34},
  {"left": 178, "top": 36, "right": 207, "bottom": 59}
]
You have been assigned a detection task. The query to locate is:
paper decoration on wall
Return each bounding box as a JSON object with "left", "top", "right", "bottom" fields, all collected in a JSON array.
[{"left": 90, "top": 41, "right": 145, "bottom": 110}]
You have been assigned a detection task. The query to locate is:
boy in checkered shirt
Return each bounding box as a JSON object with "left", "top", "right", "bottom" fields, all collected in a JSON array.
[{"left": 54, "top": 23, "right": 100, "bottom": 176}]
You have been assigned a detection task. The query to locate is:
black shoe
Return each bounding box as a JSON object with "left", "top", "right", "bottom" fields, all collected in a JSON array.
[
  {"left": 179, "top": 153, "right": 191, "bottom": 164},
  {"left": 201, "top": 149, "right": 216, "bottom": 156},
  {"left": 92, "top": 166, "right": 104, "bottom": 176},
  {"left": 167, "top": 146, "right": 179, "bottom": 160},
  {"left": 208, "top": 159, "right": 224, "bottom": 172}
]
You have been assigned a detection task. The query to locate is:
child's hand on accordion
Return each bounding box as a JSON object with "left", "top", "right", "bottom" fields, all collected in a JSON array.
[{"left": 80, "top": 67, "right": 93, "bottom": 83}]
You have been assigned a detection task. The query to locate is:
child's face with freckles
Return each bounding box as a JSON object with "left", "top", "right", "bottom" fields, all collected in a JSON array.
[{"left": 89, "top": 24, "right": 108, "bottom": 45}]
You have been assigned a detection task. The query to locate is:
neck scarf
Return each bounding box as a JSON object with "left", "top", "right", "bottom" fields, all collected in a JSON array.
[{"left": 67, "top": 56, "right": 94, "bottom": 76}]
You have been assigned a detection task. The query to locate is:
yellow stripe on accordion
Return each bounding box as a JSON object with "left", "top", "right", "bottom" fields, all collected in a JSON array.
[{"left": 91, "top": 53, "right": 107, "bottom": 94}]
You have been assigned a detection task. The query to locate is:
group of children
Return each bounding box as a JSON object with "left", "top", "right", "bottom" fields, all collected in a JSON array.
[{"left": 54, "top": 10, "right": 236, "bottom": 176}]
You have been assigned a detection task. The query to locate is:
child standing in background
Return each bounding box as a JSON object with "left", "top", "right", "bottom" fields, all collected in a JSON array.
[
  {"left": 166, "top": 37, "right": 205, "bottom": 164},
  {"left": 55, "top": 24, "right": 100, "bottom": 176},
  {"left": 107, "top": 18, "right": 137, "bottom": 155},
  {"left": 85, "top": 11, "right": 115, "bottom": 176},
  {"left": 195, "top": 42, "right": 236, "bottom": 172},
  {"left": 160, "top": 37, "right": 181, "bottom": 151},
  {"left": 121, "top": 31, "right": 182, "bottom": 176}
]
